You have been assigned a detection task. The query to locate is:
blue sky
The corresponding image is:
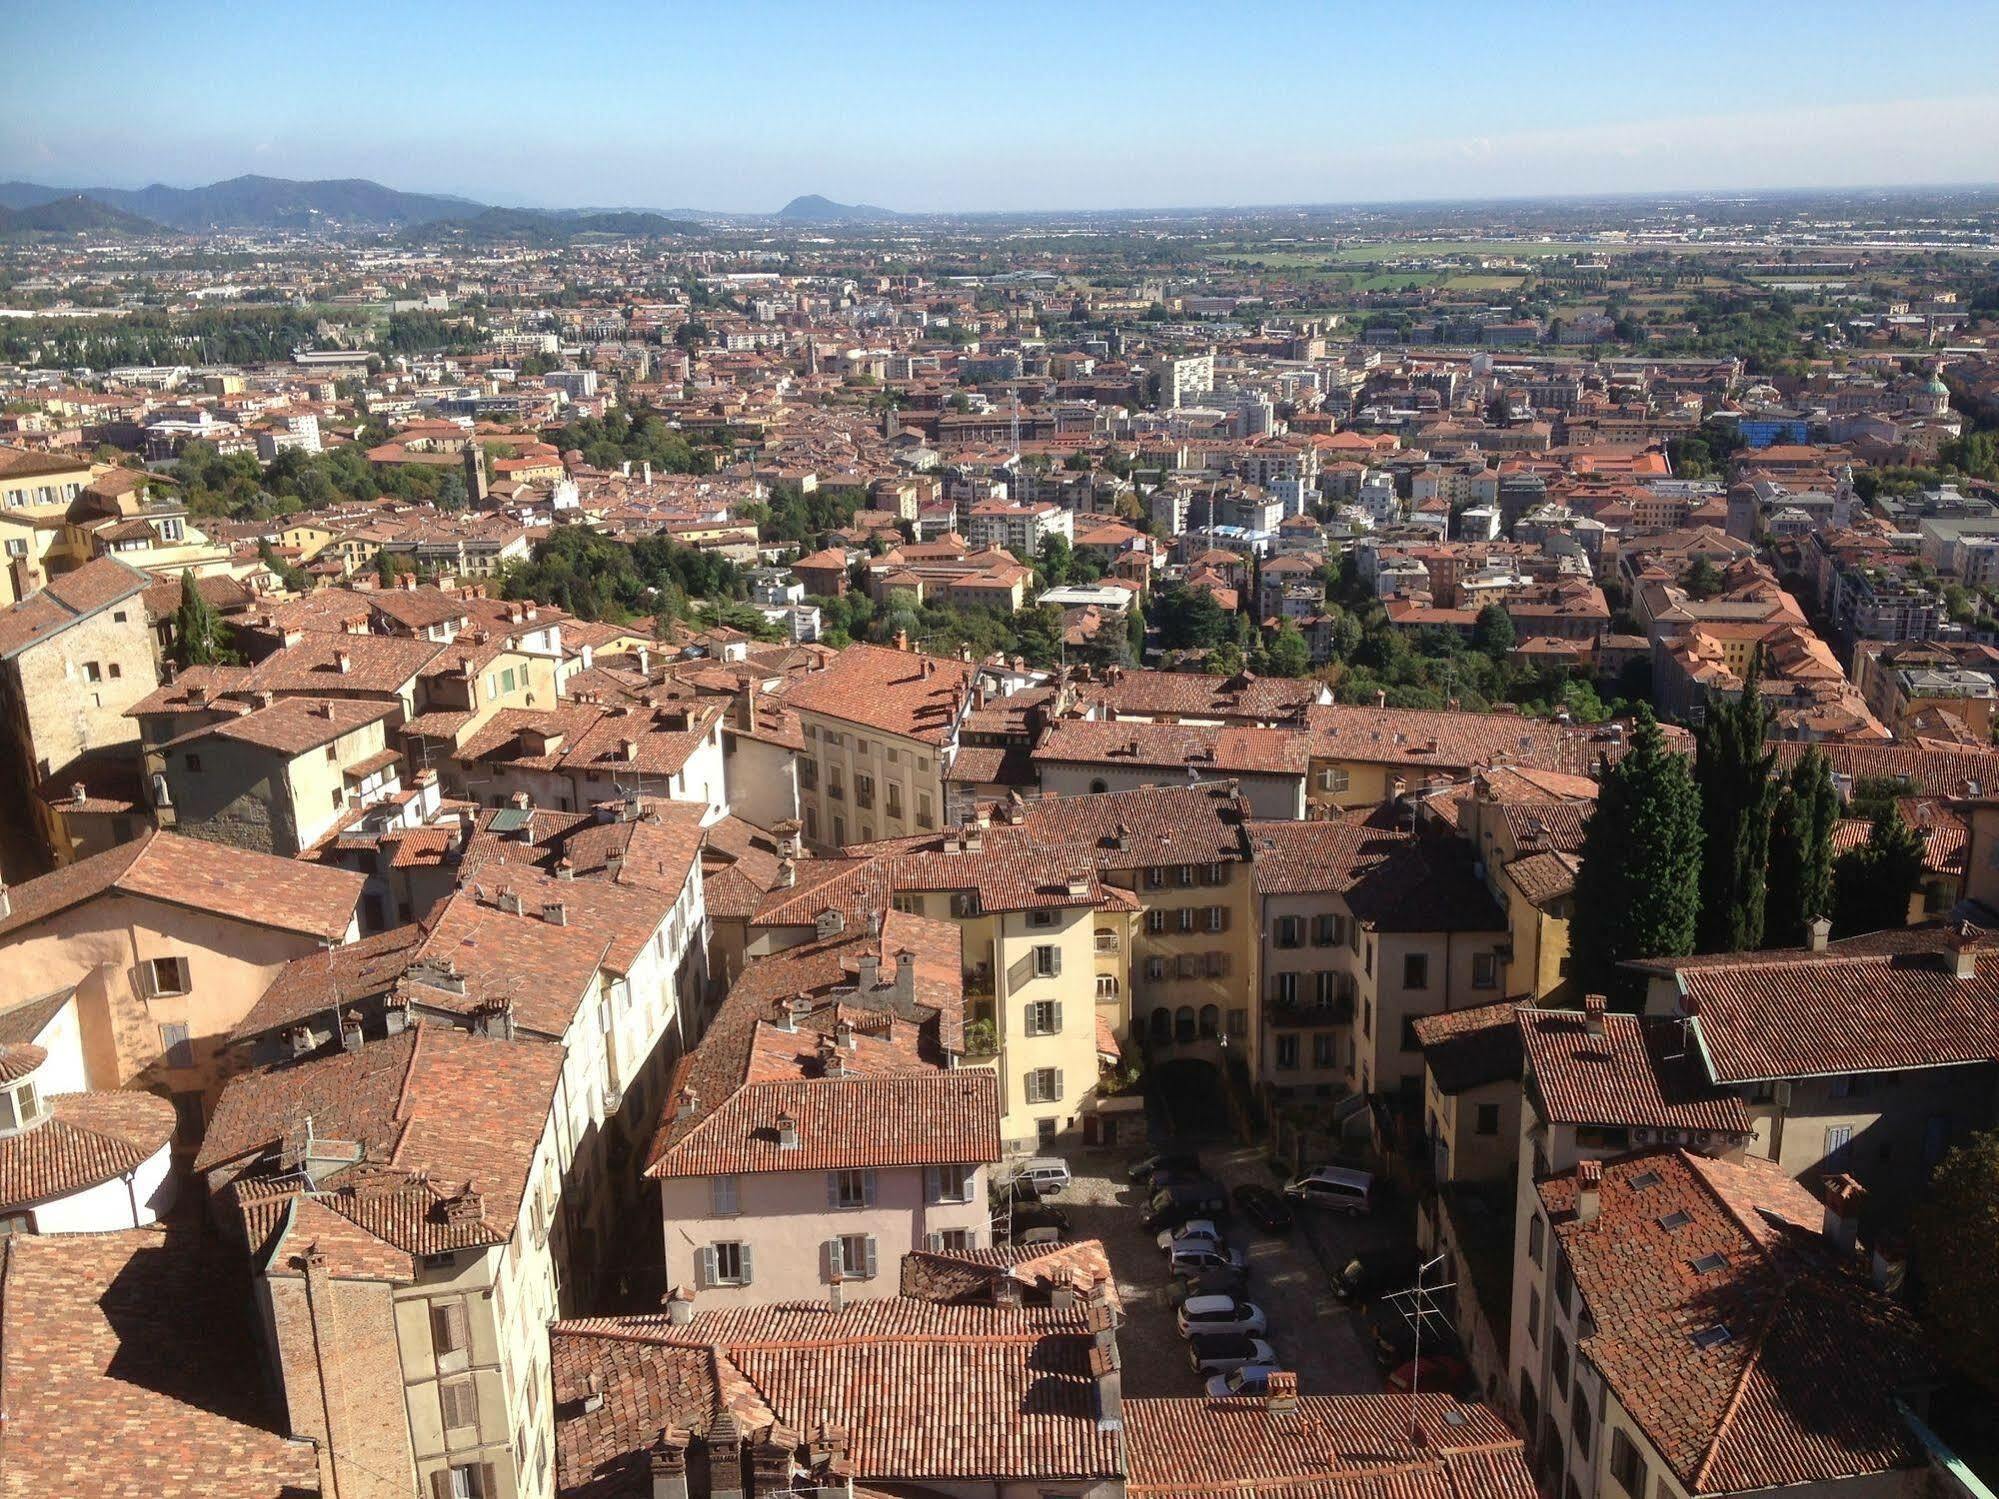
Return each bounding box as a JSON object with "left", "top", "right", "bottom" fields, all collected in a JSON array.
[{"left": 5, "top": 1, "right": 1997, "bottom": 212}]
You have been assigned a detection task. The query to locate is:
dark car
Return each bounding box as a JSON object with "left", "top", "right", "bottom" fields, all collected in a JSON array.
[
  {"left": 1003, "top": 1204, "right": 1070, "bottom": 1242},
  {"left": 1140, "top": 1180, "right": 1230, "bottom": 1233},
  {"left": 1230, "top": 1183, "right": 1294, "bottom": 1233},
  {"left": 1127, "top": 1150, "right": 1202, "bottom": 1188},
  {"left": 1168, "top": 1264, "right": 1250, "bottom": 1309},
  {"left": 1335, "top": 1247, "right": 1423, "bottom": 1303}
]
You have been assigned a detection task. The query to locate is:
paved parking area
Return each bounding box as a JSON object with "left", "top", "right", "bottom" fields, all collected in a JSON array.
[{"left": 1045, "top": 1144, "right": 1413, "bottom": 1397}]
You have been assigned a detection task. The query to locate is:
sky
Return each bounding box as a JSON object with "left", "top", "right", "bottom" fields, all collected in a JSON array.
[{"left": 5, "top": 0, "right": 1999, "bottom": 214}]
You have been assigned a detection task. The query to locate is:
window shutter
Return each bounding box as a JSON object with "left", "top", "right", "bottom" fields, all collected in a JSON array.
[
  {"left": 926, "top": 1230, "right": 943, "bottom": 1251},
  {"left": 1051, "top": 1001, "right": 1064, "bottom": 1033},
  {"left": 175, "top": 955, "right": 192, "bottom": 991},
  {"left": 826, "top": 1173, "right": 841, "bottom": 1209},
  {"left": 135, "top": 961, "right": 156, "bottom": 999},
  {"left": 478, "top": 1463, "right": 497, "bottom": 1499},
  {"left": 696, "top": 1246, "right": 717, "bottom": 1289},
  {"left": 430, "top": 1472, "right": 455, "bottom": 1499},
  {"left": 822, "top": 1238, "right": 839, "bottom": 1283},
  {"left": 862, "top": 1169, "right": 877, "bottom": 1206},
  {"left": 1052, "top": 1068, "right": 1065, "bottom": 1101},
  {"left": 1049, "top": 946, "right": 1062, "bottom": 976},
  {"left": 863, "top": 1236, "right": 878, "bottom": 1279},
  {"left": 924, "top": 1165, "right": 941, "bottom": 1203},
  {"left": 738, "top": 1243, "right": 753, "bottom": 1285}
]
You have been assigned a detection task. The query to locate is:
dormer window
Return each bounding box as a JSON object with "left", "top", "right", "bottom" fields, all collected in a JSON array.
[{"left": 0, "top": 1046, "right": 49, "bottom": 1137}]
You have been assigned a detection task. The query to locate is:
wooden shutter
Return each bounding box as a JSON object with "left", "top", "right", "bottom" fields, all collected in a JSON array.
[
  {"left": 174, "top": 955, "right": 192, "bottom": 991},
  {"left": 822, "top": 1239, "right": 840, "bottom": 1282},
  {"left": 430, "top": 1299, "right": 468, "bottom": 1358},
  {"left": 1052, "top": 1068, "right": 1064, "bottom": 1102},
  {"left": 430, "top": 1471, "right": 455, "bottom": 1499},
  {"left": 1048, "top": 946, "right": 1062, "bottom": 976},
  {"left": 737, "top": 1242, "right": 754, "bottom": 1285},
  {"left": 1050, "top": 1000, "right": 1063, "bottom": 1033},
  {"left": 924, "top": 1165, "right": 941, "bottom": 1203},
  {"left": 135, "top": 960, "right": 156, "bottom": 999},
  {"left": 696, "top": 1246, "right": 717, "bottom": 1289},
  {"left": 440, "top": 1378, "right": 477, "bottom": 1431},
  {"left": 826, "top": 1173, "right": 842, "bottom": 1209},
  {"left": 861, "top": 1169, "right": 877, "bottom": 1206},
  {"left": 477, "top": 1463, "right": 497, "bottom": 1499},
  {"left": 862, "top": 1236, "right": 879, "bottom": 1279},
  {"left": 926, "top": 1230, "right": 943, "bottom": 1251}
]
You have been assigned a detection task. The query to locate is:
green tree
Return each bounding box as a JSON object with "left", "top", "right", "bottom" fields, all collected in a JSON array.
[
  {"left": 1473, "top": 603, "right": 1515, "bottom": 657},
  {"left": 1763, "top": 748, "right": 1839, "bottom": 948},
  {"left": 1682, "top": 556, "right": 1723, "bottom": 600},
  {"left": 1258, "top": 623, "right": 1312, "bottom": 678},
  {"left": 1911, "top": 1129, "right": 1999, "bottom": 1399},
  {"left": 1694, "top": 657, "right": 1776, "bottom": 953},
  {"left": 1830, "top": 805, "right": 1925, "bottom": 937},
  {"left": 1127, "top": 602, "right": 1147, "bottom": 661},
  {"left": 1570, "top": 712, "right": 1703, "bottom": 1004},
  {"left": 171, "top": 568, "right": 230, "bottom": 667},
  {"left": 435, "top": 469, "right": 469, "bottom": 512}
]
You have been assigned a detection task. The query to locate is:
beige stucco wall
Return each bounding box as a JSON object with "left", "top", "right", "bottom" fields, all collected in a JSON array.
[{"left": 795, "top": 709, "right": 947, "bottom": 852}]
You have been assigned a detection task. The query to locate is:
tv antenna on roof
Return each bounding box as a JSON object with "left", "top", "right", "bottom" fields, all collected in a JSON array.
[{"left": 1381, "top": 1251, "right": 1456, "bottom": 1441}]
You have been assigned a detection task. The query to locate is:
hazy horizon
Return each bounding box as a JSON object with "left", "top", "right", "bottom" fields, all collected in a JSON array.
[{"left": 7, "top": 0, "right": 1999, "bottom": 215}]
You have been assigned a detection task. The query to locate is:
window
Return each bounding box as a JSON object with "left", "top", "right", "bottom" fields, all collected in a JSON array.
[
  {"left": 1610, "top": 1430, "right": 1648, "bottom": 1497},
  {"left": 1400, "top": 1014, "right": 1426, "bottom": 1052},
  {"left": 436, "top": 1461, "right": 496, "bottom": 1499},
  {"left": 829, "top": 1233, "right": 877, "bottom": 1280},
  {"left": 1527, "top": 1286, "right": 1541, "bottom": 1346},
  {"left": 928, "top": 1163, "right": 973, "bottom": 1203},
  {"left": 158, "top": 1022, "right": 194, "bottom": 1069},
  {"left": 439, "top": 1377, "right": 479, "bottom": 1432},
  {"left": 1472, "top": 952, "right": 1498, "bottom": 988},
  {"left": 1028, "top": 909, "right": 1058, "bottom": 928},
  {"left": 1145, "top": 908, "right": 1166, "bottom": 934},
  {"left": 1096, "top": 975, "right": 1119, "bottom": 999},
  {"left": 1271, "top": 972, "right": 1298, "bottom": 1005},
  {"left": 854, "top": 772, "right": 874, "bottom": 810},
  {"left": 1476, "top": 1103, "right": 1501, "bottom": 1135},
  {"left": 1312, "top": 913, "right": 1343, "bottom": 946},
  {"left": 1689, "top": 1323, "right": 1733, "bottom": 1349},
  {"left": 886, "top": 784, "right": 902, "bottom": 819},
  {"left": 828, "top": 1169, "right": 874, "bottom": 1209},
  {"left": 1032, "top": 944, "right": 1061, "bottom": 978},
  {"left": 1024, "top": 1067, "right": 1062, "bottom": 1103},
  {"left": 1176, "top": 907, "right": 1195, "bottom": 934},
  {"left": 917, "top": 793, "right": 933, "bottom": 829},
  {"left": 1205, "top": 905, "right": 1226, "bottom": 933},
  {"left": 83, "top": 661, "right": 102, "bottom": 683},
  {"left": 1555, "top": 1251, "right": 1574, "bottom": 1315},
  {"left": 1571, "top": 1390, "right": 1592, "bottom": 1448},
  {"left": 1656, "top": 1210, "right": 1693, "bottom": 1232},
  {"left": 1025, "top": 999, "right": 1061, "bottom": 1036},
  {"left": 709, "top": 1175, "right": 740, "bottom": 1216},
  {"left": 429, "top": 1299, "right": 471, "bottom": 1366},
  {"left": 145, "top": 955, "right": 191, "bottom": 997},
  {"left": 1318, "top": 765, "right": 1350, "bottom": 793},
  {"left": 1551, "top": 1329, "right": 1570, "bottom": 1395},
  {"left": 1402, "top": 953, "right": 1429, "bottom": 990},
  {"left": 1275, "top": 916, "right": 1302, "bottom": 949},
  {"left": 108, "top": 662, "right": 121, "bottom": 679},
  {"left": 701, "top": 1241, "right": 752, "bottom": 1286},
  {"left": 931, "top": 1228, "right": 972, "bottom": 1252},
  {"left": 1313, "top": 1033, "right": 1335, "bottom": 1068},
  {"left": 1276, "top": 1035, "right": 1299, "bottom": 1070}
]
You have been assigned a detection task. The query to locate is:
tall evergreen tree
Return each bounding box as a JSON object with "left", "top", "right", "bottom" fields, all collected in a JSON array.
[
  {"left": 1127, "top": 602, "right": 1147, "bottom": 661},
  {"left": 1763, "top": 748, "right": 1839, "bottom": 947},
  {"left": 171, "top": 567, "right": 227, "bottom": 667},
  {"left": 1693, "top": 652, "right": 1776, "bottom": 953},
  {"left": 1571, "top": 711, "right": 1704, "bottom": 1005},
  {"left": 1831, "top": 805, "right": 1927, "bottom": 937}
]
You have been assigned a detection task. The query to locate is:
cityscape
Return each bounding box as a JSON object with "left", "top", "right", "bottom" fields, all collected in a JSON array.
[{"left": 3, "top": 7, "right": 1999, "bottom": 1499}]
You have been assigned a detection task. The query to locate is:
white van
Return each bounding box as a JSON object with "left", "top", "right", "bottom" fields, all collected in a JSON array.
[
  {"left": 1011, "top": 1158, "right": 1072, "bottom": 1197},
  {"left": 1283, "top": 1165, "right": 1377, "bottom": 1215}
]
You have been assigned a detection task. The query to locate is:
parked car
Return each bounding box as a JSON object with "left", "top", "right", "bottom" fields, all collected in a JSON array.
[
  {"left": 1284, "top": 1165, "right": 1377, "bottom": 1215},
  {"left": 1335, "top": 1247, "right": 1422, "bottom": 1303},
  {"left": 1176, "top": 1295, "right": 1269, "bottom": 1339},
  {"left": 1168, "top": 1241, "right": 1248, "bottom": 1277},
  {"left": 1168, "top": 1265, "right": 1250, "bottom": 1308},
  {"left": 1008, "top": 1158, "right": 1072, "bottom": 1197},
  {"left": 1364, "top": 1297, "right": 1459, "bottom": 1369},
  {"left": 1126, "top": 1150, "right": 1202, "bottom": 1185},
  {"left": 1004, "top": 1204, "right": 1070, "bottom": 1242},
  {"left": 1140, "top": 1180, "right": 1230, "bottom": 1232},
  {"left": 1385, "top": 1353, "right": 1473, "bottom": 1395},
  {"left": 1231, "top": 1183, "right": 1294, "bottom": 1233},
  {"left": 1156, "top": 1218, "right": 1226, "bottom": 1254},
  {"left": 1187, "top": 1332, "right": 1277, "bottom": 1377},
  {"left": 1205, "top": 1362, "right": 1282, "bottom": 1399}
]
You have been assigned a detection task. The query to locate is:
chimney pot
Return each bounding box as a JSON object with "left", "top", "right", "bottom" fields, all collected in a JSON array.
[
  {"left": 665, "top": 1286, "right": 695, "bottom": 1325},
  {"left": 1583, "top": 993, "right": 1606, "bottom": 1037},
  {"left": 1822, "top": 1173, "right": 1865, "bottom": 1255},
  {"left": 1265, "top": 1369, "right": 1300, "bottom": 1414},
  {"left": 1576, "top": 1158, "right": 1602, "bottom": 1223},
  {"left": 1807, "top": 914, "right": 1831, "bottom": 952}
]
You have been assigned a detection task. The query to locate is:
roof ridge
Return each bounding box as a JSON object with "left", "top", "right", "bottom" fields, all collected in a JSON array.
[
  {"left": 384, "top": 1023, "right": 429, "bottom": 1165},
  {"left": 1688, "top": 1274, "right": 1793, "bottom": 1493}
]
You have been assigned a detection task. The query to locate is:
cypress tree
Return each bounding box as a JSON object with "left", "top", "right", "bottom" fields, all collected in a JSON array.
[
  {"left": 172, "top": 567, "right": 227, "bottom": 667},
  {"left": 1693, "top": 651, "right": 1776, "bottom": 953},
  {"left": 1831, "top": 805, "right": 1927, "bottom": 937},
  {"left": 1571, "top": 710, "right": 1704, "bottom": 1006},
  {"left": 1764, "top": 748, "right": 1839, "bottom": 947}
]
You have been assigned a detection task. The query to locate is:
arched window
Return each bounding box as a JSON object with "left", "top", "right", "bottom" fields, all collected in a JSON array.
[
  {"left": 1198, "top": 1004, "right": 1220, "bottom": 1039},
  {"left": 1175, "top": 1006, "right": 1197, "bottom": 1044},
  {"left": 1096, "top": 975, "right": 1120, "bottom": 999},
  {"left": 1149, "top": 1007, "right": 1172, "bottom": 1043},
  {"left": 1089, "top": 778, "right": 1109, "bottom": 794}
]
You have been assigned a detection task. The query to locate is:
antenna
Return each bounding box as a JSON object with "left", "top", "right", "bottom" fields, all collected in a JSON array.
[{"left": 1380, "top": 1251, "right": 1456, "bottom": 1441}]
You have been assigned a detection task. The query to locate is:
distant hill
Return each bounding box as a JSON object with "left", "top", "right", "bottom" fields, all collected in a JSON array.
[
  {"left": 777, "top": 194, "right": 900, "bottom": 223},
  {"left": 0, "top": 175, "right": 483, "bottom": 230},
  {"left": 0, "top": 194, "right": 168, "bottom": 239},
  {"left": 405, "top": 207, "right": 703, "bottom": 245}
]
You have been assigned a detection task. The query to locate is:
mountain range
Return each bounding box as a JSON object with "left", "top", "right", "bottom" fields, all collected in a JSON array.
[
  {"left": 0, "top": 175, "right": 901, "bottom": 234},
  {"left": 0, "top": 193, "right": 167, "bottom": 238}
]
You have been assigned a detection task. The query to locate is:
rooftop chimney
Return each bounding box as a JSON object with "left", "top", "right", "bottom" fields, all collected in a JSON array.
[
  {"left": 1583, "top": 992, "right": 1606, "bottom": 1038},
  {"left": 665, "top": 1285, "right": 695, "bottom": 1326},
  {"left": 333, "top": 648, "right": 352, "bottom": 675},
  {"left": 894, "top": 949, "right": 916, "bottom": 1004},
  {"left": 340, "top": 1010, "right": 365, "bottom": 1052},
  {"left": 776, "top": 1111, "right": 800, "bottom": 1150},
  {"left": 1946, "top": 921, "right": 1981, "bottom": 978},
  {"left": 1822, "top": 1173, "right": 1865, "bottom": 1256},
  {"left": 1086, "top": 1291, "right": 1123, "bottom": 1431},
  {"left": 855, "top": 952, "right": 880, "bottom": 992},
  {"left": 1807, "top": 914, "right": 1831, "bottom": 952},
  {"left": 827, "top": 1272, "right": 846, "bottom": 1313},
  {"left": 834, "top": 1018, "right": 856, "bottom": 1052},
  {"left": 542, "top": 899, "right": 568, "bottom": 926},
  {"left": 1575, "top": 1158, "right": 1602, "bottom": 1224},
  {"left": 648, "top": 1428, "right": 692, "bottom": 1499},
  {"left": 1265, "top": 1369, "right": 1300, "bottom": 1415}
]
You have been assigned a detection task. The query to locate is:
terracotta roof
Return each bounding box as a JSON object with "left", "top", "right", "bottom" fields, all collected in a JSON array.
[
  {"left": 1772, "top": 738, "right": 1999, "bottom": 798},
  {"left": 230, "top": 923, "right": 427, "bottom": 1043},
  {"left": 1122, "top": 1394, "right": 1533, "bottom": 1499},
  {"left": 240, "top": 632, "right": 448, "bottom": 697},
  {"left": 1540, "top": 1150, "right": 1929, "bottom": 1495},
  {"left": 0, "top": 556, "right": 151, "bottom": 660},
  {"left": 784, "top": 643, "right": 971, "bottom": 745},
  {"left": 1083, "top": 668, "right": 1325, "bottom": 724},
  {"left": 0, "top": 829, "right": 362, "bottom": 943},
  {"left": 0, "top": 1090, "right": 175, "bottom": 1211},
  {"left": 1033, "top": 718, "right": 1313, "bottom": 777},
  {"left": 1412, "top": 1001, "right": 1523, "bottom": 1093},
  {"left": 1519, "top": 1006, "right": 1749, "bottom": 1134},
  {"left": 0, "top": 1227, "right": 322, "bottom": 1497},
  {"left": 1505, "top": 849, "right": 1581, "bottom": 906},
  {"left": 163, "top": 695, "right": 392, "bottom": 757},
  {"left": 551, "top": 1298, "right": 1124, "bottom": 1490},
  {"left": 0, "top": 988, "right": 74, "bottom": 1047}
]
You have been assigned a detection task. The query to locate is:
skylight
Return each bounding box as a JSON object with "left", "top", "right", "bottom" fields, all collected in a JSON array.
[
  {"left": 1658, "top": 1210, "right": 1693, "bottom": 1231},
  {"left": 1689, "top": 1323, "right": 1733, "bottom": 1349},
  {"left": 1689, "top": 1253, "right": 1728, "bottom": 1274},
  {"left": 1630, "top": 1170, "right": 1663, "bottom": 1191}
]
